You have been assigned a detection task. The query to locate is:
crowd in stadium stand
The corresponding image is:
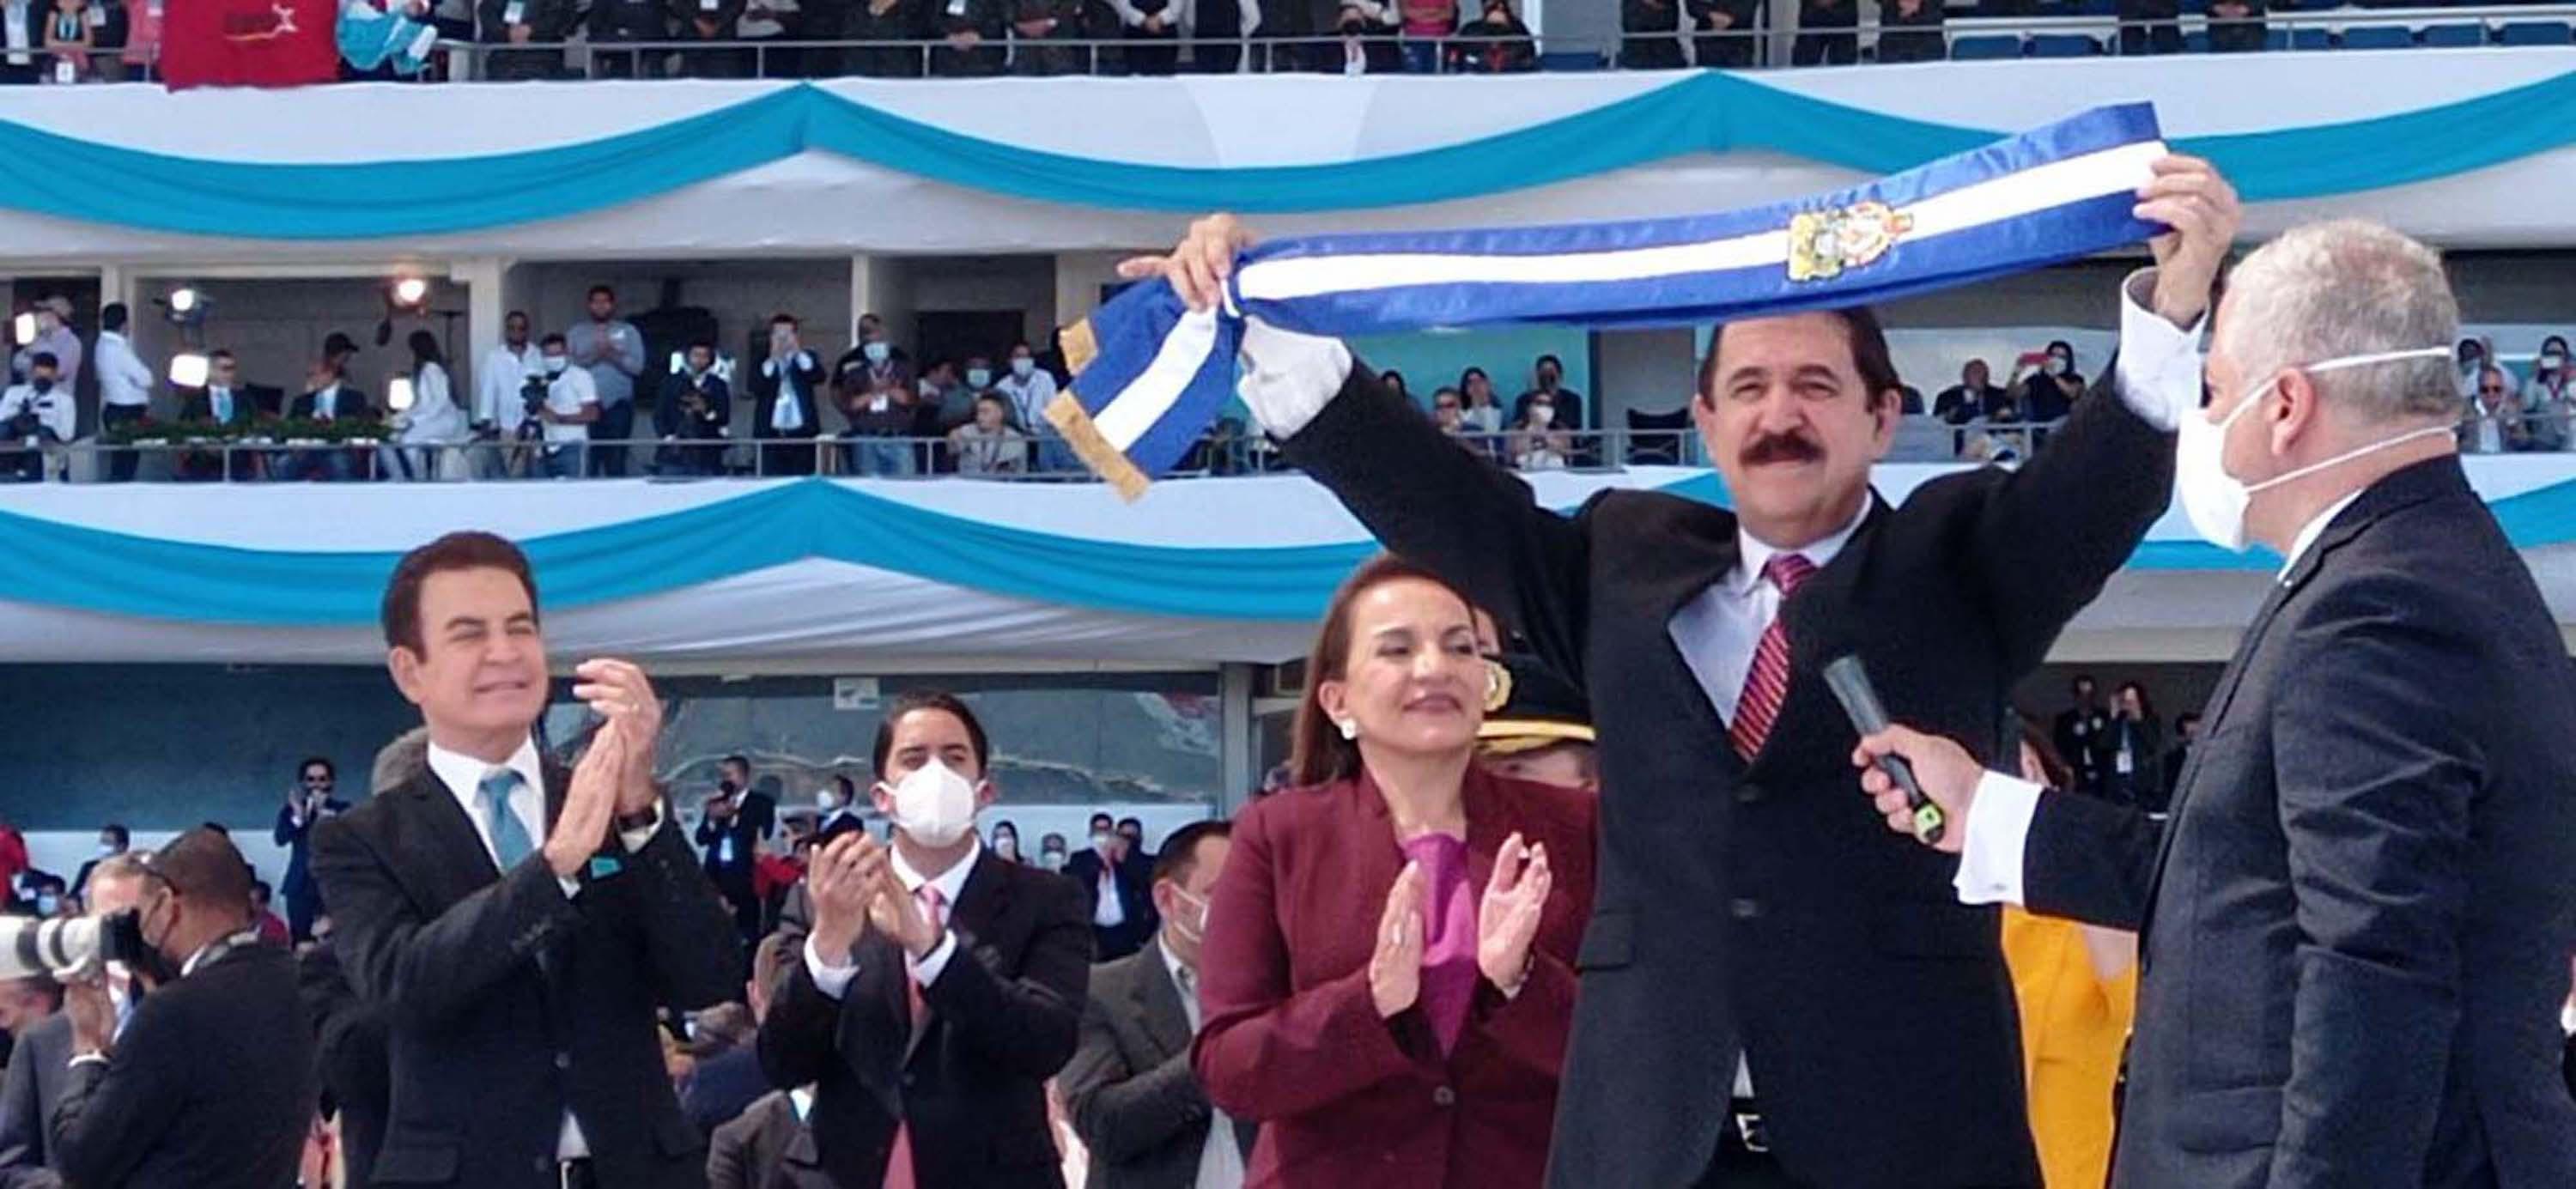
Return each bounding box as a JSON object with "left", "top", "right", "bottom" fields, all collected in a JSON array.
[
  {"left": 7, "top": 0, "right": 2573, "bottom": 83},
  {"left": 9, "top": 284, "right": 2576, "bottom": 482}
]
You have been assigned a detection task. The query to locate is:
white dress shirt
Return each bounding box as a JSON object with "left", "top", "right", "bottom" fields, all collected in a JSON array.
[
  {"left": 1952, "top": 489, "right": 2360, "bottom": 909},
  {"left": 94, "top": 331, "right": 154, "bottom": 409},
  {"left": 477, "top": 341, "right": 545, "bottom": 434},
  {"left": 803, "top": 837, "right": 978, "bottom": 999},
  {"left": 766, "top": 353, "right": 812, "bottom": 433},
  {"left": 994, "top": 368, "right": 1058, "bottom": 434},
  {"left": 422, "top": 734, "right": 663, "bottom": 1162},
  {"left": 1161, "top": 939, "right": 1245, "bottom": 1189},
  {"left": 1092, "top": 856, "right": 1128, "bottom": 928}
]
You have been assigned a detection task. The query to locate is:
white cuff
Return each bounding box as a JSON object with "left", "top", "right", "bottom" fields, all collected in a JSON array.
[
  {"left": 556, "top": 874, "right": 582, "bottom": 899},
  {"left": 804, "top": 935, "right": 860, "bottom": 999},
  {"left": 911, "top": 931, "right": 959, "bottom": 987},
  {"left": 2111, "top": 268, "right": 2207, "bottom": 434},
  {"left": 1952, "top": 771, "right": 2044, "bottom": 907},
  {"left": 617, "top": 804, "right": 664, "bottom": 853},
  {"left": 1236, "top": 316, "right": 1352, "bottom": 439}
]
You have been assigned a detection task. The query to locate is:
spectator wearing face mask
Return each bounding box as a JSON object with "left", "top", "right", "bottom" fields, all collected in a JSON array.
[
  {"left": 1067, "top": 812, "right": 1155, "bottom": 961},
  {"left": 2018, "top": 339, "right": 2085, "bottom": 426},
  {"left": 534, "top": 332, "right": 603, "bottom": 479},
  {"left": 2453, "top": 336, "right": 2494, "bottom": 404},
  {"left": 1448, "top": 0, "right": 1531, "bottom": 70},
  {"left": 1509, "top": 397, "right": 1572, "bottom": 472},
  {"left": 699, "top": 756, "right": 779, "bottom": 946},
  {"left": 70, "top": 823, "right": 127, "bottom": 901},
  {"left": 1329, "top": 1, "right": 1399, "bottom": 73},
  {"left": 1061, "top": 821, "right": 1255, "bottom": 1189},
  {"left": 758, "top": 690, "right": 1090, "bottom": 1189},
  {"left": 987, "top": 821, "right": 1024, "bottom": 864},
  {"left": 2518, "top": 335, "right": 2572, "bottom": 451},
  {"left": 816, "top": 775, "right": 868, "bottom": 846},
  {"left": 0, "top": 854, "right": 151, "bottom": 1186},
  {"left": 2461, "top": 364, "right": 2530, "bottom": 456},
  {"left": 993, "top": 341, "right": 1057, "bottom": 434},
  {"left": 1617, "top": 0, "right": 1682, "bottom": 68},
  {"left": 1510, "top": 355, "right": 1583, "bottom": 438},
  {"left": 1036, "top": 833, "right": 1071, "bottom": 872},
  {"left": 0, "top": 352, "right": 73, "bottom": 482}
]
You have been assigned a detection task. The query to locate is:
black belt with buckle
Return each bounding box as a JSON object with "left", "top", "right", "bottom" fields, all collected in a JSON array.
[{"left": 1724, "top": 1097, "right": 1770, "bottom": 1155}]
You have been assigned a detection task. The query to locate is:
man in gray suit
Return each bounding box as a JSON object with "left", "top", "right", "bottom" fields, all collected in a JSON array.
[
  {"left": 1060, "top": 822, "right": 1255, "bottom": 1189},
  {"left": 1859, "top": 220, "right": 2576, "bottom": 1188},
  {"left": 0, "top": 855, "right": 151, "bottom": 1188}
]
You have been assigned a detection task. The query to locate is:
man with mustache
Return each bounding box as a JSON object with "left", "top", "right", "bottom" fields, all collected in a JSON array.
[{"left": 1117, "top": 155, "right": 2237, "bottom": 1188}]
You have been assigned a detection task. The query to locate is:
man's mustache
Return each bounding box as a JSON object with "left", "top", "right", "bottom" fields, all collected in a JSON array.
[{"left": 1741, "top": 432, "right": 1824, "bottom": 466}]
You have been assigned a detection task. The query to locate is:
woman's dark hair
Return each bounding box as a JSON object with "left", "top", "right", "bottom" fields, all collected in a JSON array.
[
  {"left": 2117, "top": 681, "right": 2157, "bottom": 722},
  {"left": 409, "top": 330, "right": 442, "bottom": 370},
  {"left": 1457, "top": 367, "right": 1492, "bottom": 403},
  {"left": 2014, "top": 715, "right": 2075, "bottom": 789},
  {"left": 1287, "top": 555, "right": 1476, "bottom": 788},
  {"left": 2047, "top": 339, "right": 2075, "bottom": 363}
]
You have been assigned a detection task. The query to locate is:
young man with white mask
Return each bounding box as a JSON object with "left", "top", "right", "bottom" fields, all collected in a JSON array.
[
  {"left": 759, "top": 690, "right": 1091, "bottom": 1189},
  {"left": 1061, "top": 820, "right": 1258, "bottom": 1189},
  {"left": 1857, "top": 220, "right": 2576, "bottom": 1189}
]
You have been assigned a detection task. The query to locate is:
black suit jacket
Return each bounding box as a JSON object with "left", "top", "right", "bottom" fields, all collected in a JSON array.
[
  {"left": 50, "top": 943, "right": 316, "bottom": 1189},
  {"left": 758, "top": 850, "right": 1091, "bottom": 1189},
  {"left": 1060, "top": 945, "right": 1254, "bottom": 1189},
  {"left": 300, "top": 942, "right": 390, "bottom": 1189},
  {"left": 1285, "top": 360, "right": 2172, "bottom": 1188},
  {"left": 813, "top": 810, "right": 869, "bottom": 847},
  {"left": 177, "top": 385, "right": 283, "bottom": 424},
  {"left": 2022, "top": 457, "right": 2576, "bottom": 1189},
  {"left": 697, "top": 792, "right": 778, "bottom": 882},
  {"left": 310, "top": 737, "right": 744, "bottom": 1189},
  {"left": 750, "top": 353, "right": 825, "bottom": 442},
  {"left": 289, "top": 387, "right": 380, "bottom": 422},
  {"left": 276, "top": 796, "right": 354, "bottom": 904},
  {"left": 708, "top": 1089, "right": 835, "bottom": 1189},
  {"left": 658, "top": 371, "right": 733, "bottom": 441},
  {"left": 0, "top": 1013, "right": 71, "bottom": 1186},
  {"left": 1062, "top": 849, "right": 1154, "bottom": 958}
]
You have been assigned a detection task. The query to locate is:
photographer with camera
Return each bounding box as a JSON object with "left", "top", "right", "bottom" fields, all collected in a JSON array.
[
  {"left": 472, "top": 311, "right": 546, "bottom": 480},
  {"left": 697, "top": 756, "right": 775, "bottom": 945},
  {"left": 0, "top": 354, "right": 73, "bottom": 483},
  {"left": 0, "top": 852, "right": 149, "bottom": 1187},
  {"left": 50, "top": 829, "right": 315, "bottom": 1189},
  {"left": 532, "top": 332, "right": 602, "bottom": 480},
  {"left": 656, "top": 340, "right": 732, "bottom": 477}
]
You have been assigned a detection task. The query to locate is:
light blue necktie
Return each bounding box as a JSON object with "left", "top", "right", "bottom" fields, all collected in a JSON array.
[{"left": 477, "top": 767, "right": 534, "bottom": 870}]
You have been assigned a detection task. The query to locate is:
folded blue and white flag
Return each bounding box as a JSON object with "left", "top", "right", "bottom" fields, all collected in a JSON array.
[{"left": 1053, "top": 102, "right": 2169, "bottom": 499}]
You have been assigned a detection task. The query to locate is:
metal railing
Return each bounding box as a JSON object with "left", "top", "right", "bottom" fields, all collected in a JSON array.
[{"left": 14, "top": 408, "right": 2564, "bottom": 483}]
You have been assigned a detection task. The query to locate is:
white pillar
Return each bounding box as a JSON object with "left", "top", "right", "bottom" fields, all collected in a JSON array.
[{"left": 450, "top": 257, "right": 513, "bottom": 403}]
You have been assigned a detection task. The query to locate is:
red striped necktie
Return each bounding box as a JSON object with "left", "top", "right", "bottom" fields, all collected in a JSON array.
[{"left": 1728, "top": 553, "right": 1816, "bottom": 761}]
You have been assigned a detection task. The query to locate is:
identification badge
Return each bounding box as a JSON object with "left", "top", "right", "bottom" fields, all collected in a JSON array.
[
  {"left": 869, "top": 396, "right": 889, "bottom": 414},
  {"left": 702, "top": 0, "right": 718, "bottom": 9},
  {"left": 84, "top": 4, "right": 102, "bottom": 27},
  {"left": 946, "top": 0, "right": 966, "bottom": 15},
  {"left": 50, "top": 58, "right": 70, "bottom": 84},
  {"left": 502, "top": 0, "right": 524, "bottom": 21},
  {"left": 2115, "top": 748, "right": 2133, "bottom": 775}
]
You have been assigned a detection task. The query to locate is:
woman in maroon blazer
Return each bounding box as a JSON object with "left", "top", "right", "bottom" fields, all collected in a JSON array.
[{"left": 1194, "top": 555, "right": 1596, "bottom": 1189}]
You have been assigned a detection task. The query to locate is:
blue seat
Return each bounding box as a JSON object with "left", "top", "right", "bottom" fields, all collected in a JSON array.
[
  {"left": 2498, "top": 21, "right": 2573, "bottom": 46},
  {"left": 1949, "top": 34, "right": 2026, "bottom": 59},
  {"left": 1539, "top": 50, "right": 1606, "bottom": 70},
  {"left": 2288, "top": 27, "right": 2335, "bottom": 49},
  {"left": 2340, "top": 25, "right": 2413, "bottom": 49},
  {"left": 2263, "top": 27, "right": 2289, "bottom": 50},
  {"left": 2029, "top": 33, "right": 2103, "bottom": 56},
  {"left": 2184, "top": 29, "right": 2209, "bottom": 52},
  {"left": 2420, "top": 23, "right": 2485, "bottom": 47}
]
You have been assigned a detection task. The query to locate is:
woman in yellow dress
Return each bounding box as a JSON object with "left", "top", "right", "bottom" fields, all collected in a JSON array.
[{"left": 2002, "top": 719, "right": 2139, "bottom": 1188}]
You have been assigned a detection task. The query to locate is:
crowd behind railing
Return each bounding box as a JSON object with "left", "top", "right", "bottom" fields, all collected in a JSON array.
[
  {"left": 4, "top": 294, "right": 2571, "bottom": 486},
  {"left": 12, "top": 0, "right": 2572, "bottom": 85}
]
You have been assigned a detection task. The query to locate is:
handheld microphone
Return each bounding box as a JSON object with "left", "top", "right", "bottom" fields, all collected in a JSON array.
[{"left": 1821, "top": 656, "right": 1947, "bottom": 846}]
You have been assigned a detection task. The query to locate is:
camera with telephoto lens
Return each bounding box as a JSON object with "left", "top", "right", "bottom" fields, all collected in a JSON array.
[{"left": 0, "top": 910, "right": 148, "bottom": 980}]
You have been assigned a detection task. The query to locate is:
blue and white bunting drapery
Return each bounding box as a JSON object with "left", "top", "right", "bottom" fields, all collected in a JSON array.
[{"left": 1051, "top": 104, "right": 2167, "bottom": 497}]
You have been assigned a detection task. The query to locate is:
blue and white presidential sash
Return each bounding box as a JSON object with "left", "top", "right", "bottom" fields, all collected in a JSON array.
[{"left": 1052, "top": 103, "right": 2169, "bottom": 499}]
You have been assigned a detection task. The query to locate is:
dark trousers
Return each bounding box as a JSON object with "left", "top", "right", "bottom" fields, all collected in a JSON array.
[
  {"left": 1693, "top": 31, "right": 1753, "bottom": 66},
  {"left": 1790, "top": 30, "right": 1855, "bottom": 63},
  {"left": 587, "top": 400, "right": 635, "bottom": 476},
  {"left": 102, "top": 403, "right": 146, "bottom": 481},
  {"left": 287, "top": 887, "right": 321, "bottom": 944},
  {"left": 762, "top": 434, "right": 820, "bottom": 476},
  {"left": 1127, "top": 24, "right": 1178, "bottom": 73}
]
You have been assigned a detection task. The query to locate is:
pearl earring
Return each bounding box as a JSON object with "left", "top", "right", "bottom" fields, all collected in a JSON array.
[{"left": 1335, "top": 719, "right": 1358, "bottom": 741}]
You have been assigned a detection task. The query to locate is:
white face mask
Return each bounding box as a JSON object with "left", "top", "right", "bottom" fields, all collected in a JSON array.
[
  {"left": 2543, "top": 353, "right": 2567, "bottom": 372},
  {"left": 2175, "top": 346, "right": 2454, "bottom": 552},
  {"left": 1528, "top": 403, "right": 1555, "bottom": 428},
  {"left": 994, "top": 835, "right": 1019, "bottom": 859},
  {"left": 1167, "top": 886, "right": 1210, "bottom": 947},
  {"left": 544, "top": 355, "right": 568, "bottom": 376},
  {"left": 2561, "top": 1000, "right": 2576, "bottom": 1035},
  {"left": 965, "top": 368, "right": 991, "bottom": 390},
  {"left": 879, "top": 758, "right": 980, "bottom": 847},
  {"left": 1010, "top": 356, "right": 1035, "bottom": 379},
  {"left": 863, "top": 341, "right": 890, "bottom": 365},
  {"left": 1091, "top": 831, "right": 1117, "bottom": 855},
  {"left": 2044, "top": 356, "right": 2069, "bottom": 377},
  {"left": 817, "top": 787, "right": 843, "bottom": 812}
]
